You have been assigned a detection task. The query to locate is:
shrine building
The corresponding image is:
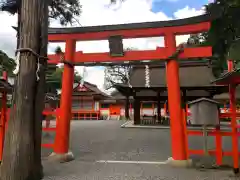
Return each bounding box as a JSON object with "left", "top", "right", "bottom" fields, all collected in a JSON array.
[{"left": 114, "top": 60, "right": 228, "bottom": 124}]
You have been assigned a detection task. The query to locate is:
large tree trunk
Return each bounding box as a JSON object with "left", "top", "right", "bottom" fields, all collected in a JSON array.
[
  {"left": 0, "top": 0, "right": 43, "bottom": 180},
  {"left": 32, "top": 1, "right": 49, "bottom": 179}
]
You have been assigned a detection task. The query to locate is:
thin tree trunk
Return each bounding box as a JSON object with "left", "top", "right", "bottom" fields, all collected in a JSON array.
[
  {"left": 32, "top": 0, "right": 49, "bottom": 179},
  {"left": 0, "top": 0, "right": 42, "bottom": 180}
]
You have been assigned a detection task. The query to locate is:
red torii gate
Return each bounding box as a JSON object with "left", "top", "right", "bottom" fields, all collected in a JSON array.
[{"left": 48, "top": 14, "right": 213, "bottom": 162}]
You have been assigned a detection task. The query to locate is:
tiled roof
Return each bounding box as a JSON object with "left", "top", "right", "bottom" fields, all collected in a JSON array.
[{"left": 130, "top": 61, "right": 217, "bottom": 87}]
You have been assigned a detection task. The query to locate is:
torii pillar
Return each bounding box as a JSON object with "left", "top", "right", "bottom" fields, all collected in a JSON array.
[
  {"left": 49, "top": 39, "right": 76, "bottom": 162},
  {"left": 228, "top": 60, "right": 239, "bottom": 173},
  {"left": 165, "top": 33, "right": 190, "bottom": 166}
]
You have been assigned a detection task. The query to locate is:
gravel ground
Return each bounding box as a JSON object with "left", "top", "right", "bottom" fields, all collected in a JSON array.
[{"left": 41, "top": 120, "right": 240, "bottom": 180}]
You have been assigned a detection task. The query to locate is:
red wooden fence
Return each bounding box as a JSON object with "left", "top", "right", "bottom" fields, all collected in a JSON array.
[{"left": 186, "top": 112, "right": 240, "bottom": 166}]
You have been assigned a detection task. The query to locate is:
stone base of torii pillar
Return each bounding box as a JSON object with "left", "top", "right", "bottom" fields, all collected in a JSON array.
[{"left": 48, "top": 151, "right": 74, "bottom": 163}]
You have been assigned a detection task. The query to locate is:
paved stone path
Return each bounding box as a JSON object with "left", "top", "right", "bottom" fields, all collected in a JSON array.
[{"left": 42, "top": 120, "right": 239, "bottom": 180}]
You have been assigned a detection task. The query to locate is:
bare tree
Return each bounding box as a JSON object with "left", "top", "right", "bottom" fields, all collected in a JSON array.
[
  {"left": 104, "top": 65, "right": 132, "bottom": 89},
  {"left": 104, "top": 47, "right": 136, "bottom": 89}
]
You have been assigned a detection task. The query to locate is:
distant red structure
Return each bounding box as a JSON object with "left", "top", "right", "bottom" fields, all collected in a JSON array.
[{"left": 71, "top": 82, "right": 108, "bottom": 120}]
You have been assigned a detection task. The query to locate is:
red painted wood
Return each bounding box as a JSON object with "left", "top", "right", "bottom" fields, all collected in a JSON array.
[
  {"left": 220, "top": 113, "right": 240, "bottom": 118},
  {"left": 109, "top": 105, "right": 121, "bottom": 115},
  {"left": 48, "top": 47, "right": 212, "bottom": 64},
  {"left": 165, "top": 33, "right": 187, "bottom": 160},
  {"left": 215, "top": 126, "right": 223, "bottom": 165},
  {"left": 48, "top": 21, "right": 210, "bottom": 42},
  {"left": 182, "top": 110, "right": 189, "bottom": 159},
  {"left": 227, "top": 59, "right": 240, "bottom": 170},
  {"left": 41, "top": 143, "right": 54, "bottom": 148},
  {"left": 0, "top": 72, "right": 7, "bottom": 161},
  {"left": 42, "top": 110, "right": 57, "bottom": 115},
  {"left": 230, "top": 85, "right": 239, "bottom": 169},
  {"left": 42, "top": 127, "right": 56, "bottom": 132},
  {"left": 187, "top": 130, "right": 233, "bottom": 136},
  {"left": 54, "top": 39, "right": 76, "bottom": 154},
  {"left": 228, "top": 60, "right": 234, "bottom": 72},
  {"left": 189, "top": 149, "right": 240, "bottom": 156},
  {"left": 215, "top": 78, "right": 240, "bottom": 85},
  {"left": 71, "top": 110, "right": 100, "bottom": 120}
]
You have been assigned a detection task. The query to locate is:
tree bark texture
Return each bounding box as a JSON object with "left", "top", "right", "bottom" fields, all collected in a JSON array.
[
  {"left": 32, "top": 1, "right": 49, "bottom": 179},
  {"left": 0, "top": 0, "right": 43, "bottom": 180}
]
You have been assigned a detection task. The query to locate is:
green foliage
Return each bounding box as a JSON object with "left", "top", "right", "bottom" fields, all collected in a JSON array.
[
  {"left": 49, "top": 0, "right": 82, "bottom": 25},
  {"left": 46, "top": 66, "right": 81, "bottom": 91},
  {"left": 205, "top": 0, "right": 240, "bottom": 75},
  {"left": 55, "top": 46, "right": 63, "bottom": 54},
  {"left": 186, "top": 0, "right": 240, "bottom": 77},
  {"left": 187, "top": 33, "right": 208, "bottom": 47},
  {"left": 0, "top": 0, "right": 82, "bottom": 25},
  {"left": 46, "top": 46, "right": 81, "bottom": 91},
  {"left": 206, "top": 0, "right": 240, "bottom": 54},
  {"left": 0, "top": 50, "right": 16, "bottom": 77},
  {"left": 228, "top": 39, "right": 240, "bottom": 61}
]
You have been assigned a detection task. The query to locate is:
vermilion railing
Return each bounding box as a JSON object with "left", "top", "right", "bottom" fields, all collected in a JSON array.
[
  {"left": 0, "top": 108, "right": 59, "bottom": 160},
  {"left": 72, "top": 110, "right": 100, "bottom": 120},
  {"left": 41, "top": 108, "right": 59, "bottom": 148},
  {"left": 220, "top": 112, "right": 240, "bottom": 118},
  {"left": 186, "top": 112, "right": 240, "bottom": 166},
  {"left": 0, "top": 108, "right": 10, "bottom": 161}
]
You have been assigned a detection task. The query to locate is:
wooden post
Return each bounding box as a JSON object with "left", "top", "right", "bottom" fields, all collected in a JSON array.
[
  {"left": 133, "top": 98, "right": 140, "bottom": 125},
  {"left": 129, "top": 101, "right": 132, "bottom": 116},
  {"left": 228, "top": 60, "right": 234, "bottom": 72},
  {"left": 125, "top": 96, "right": 130, "bottom": 119},
  {"left": 157, "top": 92, "right": 161, "bottom": 122},
  {"left": 182, "top": 90, "right": 187, "bottom": 123},
  {"left": 54, "top": 39, "right": 76, "bottom": 154},
  {"left": 164, "top": 102, "right": 167, "bottom": 116},
  {"left": 165, "top": 33, "right": 187, "bottom": 160},
  {"left": 182, "top": 109, "right": 189, "bottom": 159}
]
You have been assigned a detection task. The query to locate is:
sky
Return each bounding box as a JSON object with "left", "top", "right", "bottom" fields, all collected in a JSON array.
[{"left": 0, "top": 0, "right": 210, "bottom": 93}]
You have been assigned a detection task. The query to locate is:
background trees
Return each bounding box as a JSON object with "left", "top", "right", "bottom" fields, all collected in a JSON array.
[
  {"left": 0, "top": 50, "right": 16, "bottom": 77},
  {"left": 104, "top": 47, "right": 135, "bottom": 89},
  {"left": 46, "top": 46, "right": 81, "bottom": 93},
  {"left": 0, "top": 0, "right": 82, "bottom": 24},
  {"left": 46, "top": 66, "right": 81, "bottom": 92},
  {"left": 187, "top": 0, "right": 240, "bottom": 77},
  {"left": 104, "top": 65, "right": 131, "bottom": 89}
]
